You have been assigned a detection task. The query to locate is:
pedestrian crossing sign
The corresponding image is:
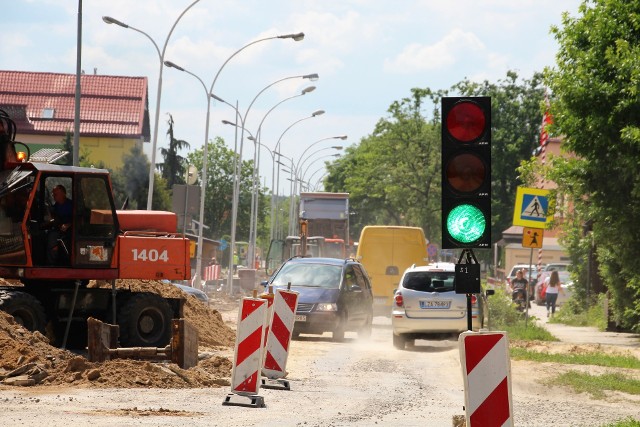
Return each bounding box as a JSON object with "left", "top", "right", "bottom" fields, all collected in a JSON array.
[{"left": 512, "top": 187, "right": 554, "bottom": 228}]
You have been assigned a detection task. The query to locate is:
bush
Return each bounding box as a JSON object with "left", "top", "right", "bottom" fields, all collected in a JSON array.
[
  {"left": 486, "top": 287, "right": 557, "bottom": 341},
  {"left": 551, "top": 293, "right": 607, "bottom": 330}
]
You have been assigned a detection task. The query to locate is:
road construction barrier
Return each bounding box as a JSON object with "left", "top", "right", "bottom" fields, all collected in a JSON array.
[
  {"left": 223, "top": 292, "right": 268, "bottom": 408},
  {"left": 262, "top": 288, "right": 299, "bottom": 390},
  {"left": 459, "top": 331, "right": 513, "bottom": 426}
]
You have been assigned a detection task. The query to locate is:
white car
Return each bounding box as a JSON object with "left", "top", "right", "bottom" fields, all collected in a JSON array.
[{"left": 391, "top": 263, "right": 491, "bottom": 349}]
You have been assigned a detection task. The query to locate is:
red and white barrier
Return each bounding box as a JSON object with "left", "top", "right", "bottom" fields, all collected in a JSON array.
[
  {"left": 229, "top": 296, "right": 268, "bottom": 396},
  {"left": 263, "top": 288, "right": 299, "bottom": 379},
  {"left": 459, "top": 331, "right": 513, "bottom": 427}
]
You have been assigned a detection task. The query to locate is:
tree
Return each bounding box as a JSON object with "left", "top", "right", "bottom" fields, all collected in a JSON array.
[
  {"left": 326, "top": 88, "right": 441, "bottom": 241},
  {"left": 545, "top": 0, "right": 640, "bottom": 330},
  {"left": 326, "top": 74, "right": 546, "bottom": 252},
  {"left": 159, "top": 114, "right": 190, "bottom": 189},
  {"left": 187, "top": 137, "right": 263, "bottom": 241},
  {"left": 112, "top": 145, "right": 170, "bottom": 210}
]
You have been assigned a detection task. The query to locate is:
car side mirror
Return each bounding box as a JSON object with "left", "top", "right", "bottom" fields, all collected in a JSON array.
[
  {"left": 260, "top": 280, "right": 268, "bottom": 288},
  {"left": 486, "top": 289, "right": 495, "bottom": 297}
]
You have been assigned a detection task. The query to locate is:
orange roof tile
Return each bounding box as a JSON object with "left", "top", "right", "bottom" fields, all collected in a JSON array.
[{"left": 0, "top": 70, "right": 150, "bottom": 140}]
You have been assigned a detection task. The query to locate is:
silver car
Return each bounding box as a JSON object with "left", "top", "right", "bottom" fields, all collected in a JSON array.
[{"left": 391, "top": 263, "right": 490, "bottom": 349}]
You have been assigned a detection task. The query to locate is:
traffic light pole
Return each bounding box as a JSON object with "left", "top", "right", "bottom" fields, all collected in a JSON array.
[{"left": 457, "top": 249, "right": 480, "bottom": 331}]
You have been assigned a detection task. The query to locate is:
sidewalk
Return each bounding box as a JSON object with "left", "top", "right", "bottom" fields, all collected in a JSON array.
[{"left": 528, "top": 302, "right": 640, "bottom": 348}]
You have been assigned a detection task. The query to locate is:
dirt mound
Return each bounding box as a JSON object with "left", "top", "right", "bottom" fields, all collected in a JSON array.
[{"left": 0, "top": 279, "right": 238, "bottom": 388}]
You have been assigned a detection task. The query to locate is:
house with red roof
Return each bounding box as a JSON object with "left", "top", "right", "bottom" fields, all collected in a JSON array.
[{"left": 0, "top": 70, "right": 150, "bottom": 169}]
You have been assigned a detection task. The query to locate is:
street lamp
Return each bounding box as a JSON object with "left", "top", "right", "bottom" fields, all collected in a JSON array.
[
  {"left": 216, "top": 76, "right": 317, "bottom": 271},
  {"left": 286, "top": 136, "right": 346, "bottom": 235},
  {"left": 271, "top": 110, "right": 325, "bottom": 239},
  {"left": 165, "top": 31, "right": 304, "bottom": 290},
  {"left": 247, "top": 83, "right": 318, "bottom": 264},
  {"left": 102, "top": 0, "right": 201, "bottom": 210}
]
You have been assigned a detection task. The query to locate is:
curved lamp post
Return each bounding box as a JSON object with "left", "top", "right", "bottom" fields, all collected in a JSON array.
[
  {"left": 102, "top": 0, "right": 201, "bottom": 210},
  {"left": 215, "top": 77, "right": 317, "bottom": 270},
  {"left": 164, "top": 31, "right": 304, "bottom": 290},
  {"left": 271, "top": 110, "right": 324, "bottom": 239}
]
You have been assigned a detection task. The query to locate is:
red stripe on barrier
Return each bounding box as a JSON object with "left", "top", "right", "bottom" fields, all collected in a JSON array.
[
  {"left": 234, "top": 370, "right": 259, "bottom": 393},
  {"left": 236, "top": 327, "right": 262, "bottom": 367},
  {"left": 270, "top": 313, "right": 290, "bottom": 351},
  {"left": 264, "top": 350, "right": 282, "bottom": 371},
  {"left": 470, "top": 377, "right": 510, "bottom": 426},
  {"left": 465, "top": 334, "right": 503, "bottom": 374},
  {"left": 281, "top": 291, "right": 298, "bottom": 312},
  {"left": 241, "top": 299, "right": 264, "bottom": 321}
]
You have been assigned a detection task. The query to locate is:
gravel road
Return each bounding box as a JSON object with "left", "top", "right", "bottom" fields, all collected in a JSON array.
[{"left": 1, "top": 303, "right": 639, "bottom": 426}]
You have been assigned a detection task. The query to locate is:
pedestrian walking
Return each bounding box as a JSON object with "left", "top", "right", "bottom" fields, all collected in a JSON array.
[{"left": 544, "top": 270, "right": 565, "bottom": 317}]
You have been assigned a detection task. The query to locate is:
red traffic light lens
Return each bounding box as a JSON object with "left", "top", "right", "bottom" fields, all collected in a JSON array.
[
  {"left": 446, "top": 101, "right": 486, "bottom": 142},
  {"left": 446, "top": 153, "right": 486, "bottom": 193}
]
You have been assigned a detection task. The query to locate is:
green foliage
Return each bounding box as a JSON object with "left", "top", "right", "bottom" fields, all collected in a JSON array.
[
  {"left": 545, "top": 371, "right": 640, "bottom": 399},
  {"left": 601, "top": 418, "right": 640, "bottom": 427},
  {"left": 326, "top": 88, "right": 442, "bottom": 241},
  {"left": 510, "top": 347, "right": 640, "bottom": 369},
  {"left": 56, "top": 131, "right": 89, "bottom": 166},
  {"left": 546, "top": 0, "right": 640, "bottom": 331},
  {"left": 550, "top": 293, "right": 607, "bottom": 330},
  {"left": 187, "top": 137, "right": 265, "bottom": 241},
  {"left": 487, "top": 288, "right": 557, "bottom": 341},
  {"left": 159, "top": 114, "right": 190, "bottom": 189},
  {"left": 326, "top": 72, "right": 546, "bottom": 256}
]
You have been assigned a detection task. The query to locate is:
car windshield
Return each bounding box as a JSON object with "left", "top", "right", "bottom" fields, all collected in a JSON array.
[
  {"left": 402, "top": 272, "right": 455, "bottom": 292},
  {"left": 272, "top": 263, "right": 342, "bottom": 289}
]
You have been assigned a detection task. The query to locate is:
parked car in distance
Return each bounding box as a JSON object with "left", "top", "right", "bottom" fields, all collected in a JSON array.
[
  {"left": 542, "top": 262, "right": 571, "bottom": 272},
  {"left": 172, "top": 282, "right": 209, "bottom": 306},
  {"left": 264, "top": 257, "right": 374, "bottom": 342},
  {"left": 391, "top": 263, "right": 493, "bottom": 350},
  {"left": 534, "top": 270, "right": 573, "bottom": 306}
]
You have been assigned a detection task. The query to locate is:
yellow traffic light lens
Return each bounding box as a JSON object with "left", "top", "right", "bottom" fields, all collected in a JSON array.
[{"left": 446, "top": 153, "right": 486, "bottom": 193}]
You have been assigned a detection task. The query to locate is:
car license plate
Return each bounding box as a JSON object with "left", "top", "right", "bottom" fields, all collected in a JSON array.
[
  {"left": 420, "top": 300, "right": 451, "bottom": 309},
  {"left": 294, "top": 315, "right": 307, "bottom": 322}
]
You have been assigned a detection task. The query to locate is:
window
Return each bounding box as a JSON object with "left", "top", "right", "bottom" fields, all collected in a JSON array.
[{"left": 403, "top": 272, "right": 455, "bottom": 292}]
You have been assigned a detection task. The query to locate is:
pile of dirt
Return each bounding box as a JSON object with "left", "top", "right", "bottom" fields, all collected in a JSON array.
[{"left": 0, "top": 279, "right": 239, "bottom": 388}]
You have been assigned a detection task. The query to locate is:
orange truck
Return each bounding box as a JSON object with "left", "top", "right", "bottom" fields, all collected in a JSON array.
[{"left": 0, "top": 109, "right": 190, "bottom": 348}]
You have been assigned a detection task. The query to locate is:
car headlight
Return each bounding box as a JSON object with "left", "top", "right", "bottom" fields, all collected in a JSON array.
[{"left": 315, "top": 303, "right": 338, "bottom": 312}]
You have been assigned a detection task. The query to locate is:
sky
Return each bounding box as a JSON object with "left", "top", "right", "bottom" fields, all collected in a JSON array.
[{"left": 4, "top": 0, "right": 581, "bottom": 193}]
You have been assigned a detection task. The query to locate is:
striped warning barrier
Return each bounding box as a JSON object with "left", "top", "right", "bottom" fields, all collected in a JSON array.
[
  {"left": 225, "top": 294, "right": 268, "bottom": 405},
  {"left": 262, "top": 288, "right": 299, "bottom": 382},
  {"left": 459, "top": 331, "right": 513, "bottom": 427}
]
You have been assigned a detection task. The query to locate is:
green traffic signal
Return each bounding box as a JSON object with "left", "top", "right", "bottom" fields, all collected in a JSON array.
[{"left": 446, "top": 204, "right": 486, "bottom": 244}]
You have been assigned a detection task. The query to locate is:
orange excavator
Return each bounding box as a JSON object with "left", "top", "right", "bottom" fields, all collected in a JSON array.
[{"left": 0, "top": 109, "right": 190, "bottom": 348}]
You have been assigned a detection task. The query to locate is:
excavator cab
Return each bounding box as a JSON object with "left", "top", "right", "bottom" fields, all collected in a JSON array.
[{"left": 0, "top": 162, "right": 120, "bottom": 272}]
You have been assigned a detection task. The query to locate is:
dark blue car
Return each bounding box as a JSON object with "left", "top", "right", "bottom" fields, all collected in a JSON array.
[{"left": 265, "top": 257, "right": 373, "bottom": 342}]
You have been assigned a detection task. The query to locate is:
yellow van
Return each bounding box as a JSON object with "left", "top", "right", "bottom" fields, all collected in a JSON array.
[{"left": 356, "top": 226, "right": 429, "bottom": 315}]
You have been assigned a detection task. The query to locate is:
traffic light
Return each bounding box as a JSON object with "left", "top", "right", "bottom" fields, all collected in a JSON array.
[{"left": 441, "top": 96, "right": 491, "bottom": 249}]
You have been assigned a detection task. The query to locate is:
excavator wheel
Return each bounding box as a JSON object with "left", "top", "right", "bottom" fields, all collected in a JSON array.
[
  {"left": 117, "top": 293, "right": 173, "bottom": 347},
  {"left": 0, "top": 290, "right": 46, "bottom": 333}
]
